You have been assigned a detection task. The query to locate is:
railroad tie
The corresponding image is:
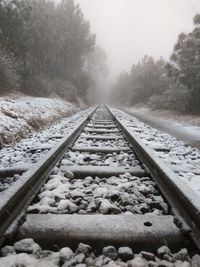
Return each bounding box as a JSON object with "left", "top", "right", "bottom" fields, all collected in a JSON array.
[{"left": 18, "top": 214, "right": 184, "bottom": 251}]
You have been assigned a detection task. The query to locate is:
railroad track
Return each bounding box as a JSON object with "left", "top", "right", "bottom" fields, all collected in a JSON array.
[{"left": 0, "top": 105, "right": 200, "bottom": 265}]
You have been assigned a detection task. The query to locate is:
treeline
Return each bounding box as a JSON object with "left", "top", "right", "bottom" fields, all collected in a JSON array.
[
  {"left": 0, "top": 0, "right": 96, "bottom": 103},
  {"left": 112, "top": 14, "right": 200, "bottom": 114}
]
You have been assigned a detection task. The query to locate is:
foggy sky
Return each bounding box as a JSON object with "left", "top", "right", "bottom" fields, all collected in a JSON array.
[{"left": 76, "top": 0, "right": 200, "bottom": 79}]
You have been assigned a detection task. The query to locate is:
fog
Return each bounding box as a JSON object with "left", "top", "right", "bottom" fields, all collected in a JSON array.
[
  {"left": 1, "top": 0, "right": 200, "bottom": 106},
  {"left": 76, "top": 0, "right": 200, "bottom": 80}
]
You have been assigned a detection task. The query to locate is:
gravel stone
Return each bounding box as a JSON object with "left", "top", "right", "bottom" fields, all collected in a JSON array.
[
  {"left": 61, "top": 159, "right": 72, "bottom": 165},
  {"left": 29, "top": 172, "right": 168, "bottom": 215},
  {"left": 76, "top": 243, "right": 92, "bottom": 257},
  {"left": 62, "top": 258, "right": 77, "bottom": 267},
  {"left": 191, "top": 254, "right": 200, "bottom": 266},
  {"left": 1, "top": 239, "right": 200, "bottom": 267},
  {"left": 104, "top": 256, "right": 112, "bottom": 264},
  {"left": 110, "top": 204, "right": 121, "bottom": 214},
  {"left": 118, "top": 247, "right": 134, "bottom": 261},
  {"left": 103, "top": 246, "right": 118, "bottom": 260},
  {"left": 96, "top": 255, "right": 104, "bottom": 267},
  {"left": 14, "top": 238, "right": 41, "bottom": 254},
  {"left": 99, "top": 199, "right": 112, "bottom": 214},
  {"left": 74, "top": 253, "right": 85, "bottom": 263},
  {"left": 37, "top": 250, "right": 53, "bottom": 258},
  {"left": 141, "top": 251, "right": 155, "bottom": 261},
  {"left": 85, "top": 257, "right": 96, "bottom": 266},
  {"left": 174, "top": 261, "right": 190, "bottom": 267},
  {"left": 109, "top": 190, "right": 120, "bottom": 201},
  {"left": 173, "top": 248, "right": 189, "bottom": 262},
  {"left": 128, "top": 256, "right": 146, "bottom": 267},
  {"left": 60, "top": 247, "right": 73, "bottom": 262},
  {"left": 163, "top": 254, "right": 173, "bottom": 262},
  {"left": 157, "top": 246, "right": 171, "bottom": 258},
  {"left": 64, "top": 170, "right": 75, "bottom": 179},
  {"left": 0, "top": 246, "right": 15, "bottom": 257}
]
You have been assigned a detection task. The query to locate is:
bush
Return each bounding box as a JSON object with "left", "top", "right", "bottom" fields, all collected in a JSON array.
[
  {"left": 22, "top": 75, "right": 53, "bottom": 97},
  {"left": 22, "top": 75, "right": 78, "bottom": 103},
  {"left": 50, "top": 79, "right": 78, "bottom": 103},
  {"left": 0, "top": 48, "right": 21, "bottom": 94},
  {"left": 148, "top": 84, "right": 190, "bottom": 112}
]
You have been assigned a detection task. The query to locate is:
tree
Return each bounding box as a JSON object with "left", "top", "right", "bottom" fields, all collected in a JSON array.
[
  {"left": 0, "top": 0, "right": 96, "bottom": 102},
  {"left": 0, "top": 47, "right": 21, "bottom": 93},
  {"left": 169, "top": 14, "right": 200, "bottom": 113},
  {"left": 84, "top": 46, "right": 109, "bottom": 103},
  {"left": 111, "top": 56, "right": 168, "bottom": 105},
  {"left": 110, "top": 71, "right": 131, "bottom": 104}
]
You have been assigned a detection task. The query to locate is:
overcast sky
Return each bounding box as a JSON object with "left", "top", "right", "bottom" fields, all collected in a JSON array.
[{"left": 75, "top": 0, "right": 200, "bottom": 80}]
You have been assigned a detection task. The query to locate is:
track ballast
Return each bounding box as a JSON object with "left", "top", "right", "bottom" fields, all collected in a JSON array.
[{"left": 0, "top": 105, "right": 200, "bottom": 266}]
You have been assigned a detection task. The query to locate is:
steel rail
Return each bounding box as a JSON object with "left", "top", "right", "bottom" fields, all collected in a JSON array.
[
  {"left": 0, "top": 106, "right": 97, "bottom": 246},
  {"left": 106, "top": 105, "right": 200, "bottom": 250}
]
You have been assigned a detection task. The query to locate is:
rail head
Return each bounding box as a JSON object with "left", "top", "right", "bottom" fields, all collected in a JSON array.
[
  {"left": 0, "top": 106, "right": 97, "bottom": 246},
  {"left": 106, "top": 105, "right": 200, "bottom": 250}
]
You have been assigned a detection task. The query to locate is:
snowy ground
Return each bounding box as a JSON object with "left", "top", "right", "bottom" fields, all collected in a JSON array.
[
  {"left": 123, "top": 106, "right": 200, "bottom": 148},
  {"left": 0, "top": 238, "right": 199, "bottom": 266},
  {"left": 0, "top": 94, "right": 77, "bottom": 147},
  {"left": 112, "top": 108, "right": 200, "bottom": 196},
  {"left": 1, "top": 106, "right": 200, "bottom": 265},
  {"left": 0, "top": 107, "right": 93, "bottom": 193}
]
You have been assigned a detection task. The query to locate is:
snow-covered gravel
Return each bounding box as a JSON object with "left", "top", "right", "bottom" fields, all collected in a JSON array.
[
  {"left": 0, "top": 238, "right": 199, "bottom": 266},
  {"left": 0, "top": 175, "right": 20, "bottom": 193},
  {"left": 0, "top": 108, "right": 93, "bottom": 169},
  {"left": 0, "top": 107, "right": 93, "bottom": 193},
  {"left": 1, "top": 106, "right": 200, "bottom": 265},
  {"left": 87, "top": 123, "right": 116, "bottom": 127},
  {"left": 112, "top": 108, "right": 200, "bottom": 196},
  {"left": 84, "top": 127, "right": 119, "bottom": 131},
  {"left": 74, "top": 137, "right": 129, "bottom": 148},
  {"left": 28, "top": 172, "right": 168, "bottom": 215},
  {"left": 62, "top": 151, "right": 139, "bottom": 167},
  {"left": 80, "top": 132, "right": 123, "bottom": 137},
  {"left": 28, "top": 106, "right": 166, "bottom": 215},
  {"left": 27, "top": 106, "right": 168, "bottom": 215}
]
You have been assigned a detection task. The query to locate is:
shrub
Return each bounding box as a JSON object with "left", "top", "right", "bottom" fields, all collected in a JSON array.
[
  {"left": 148, "top": 84, "right": 190, "bottom": 112},
  {"left": 50, "top": 79, "right": 78, "bottom": 103},
  {"left": 22, "top": 75, "right": 78, "bottom": 103},
  {"left": 0, "top": 48, "right": 21, "bottom": 94}
]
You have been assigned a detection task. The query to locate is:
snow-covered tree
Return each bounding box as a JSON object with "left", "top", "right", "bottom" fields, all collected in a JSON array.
[
  {"left": 168, "top": 14, "right": 200, "bottom": 113},
  {"left": 0, "top": 0, "right": 96, "bottom": 102}
]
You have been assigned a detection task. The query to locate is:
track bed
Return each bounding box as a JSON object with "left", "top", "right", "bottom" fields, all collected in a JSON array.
[{"left": 0, "top": 105, "right": 200, "bottom": 266}]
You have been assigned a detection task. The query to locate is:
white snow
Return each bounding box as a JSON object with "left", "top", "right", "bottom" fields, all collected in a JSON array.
[
  {"left": 0, "top": 107, "right": 93, "bottom": 168},
  {"left": 0, "top": 94, "right": 77, "bottom": 146},
  {"left": 124, "top": 107, "right": 200, "bottom": 145},
  {"left": 63, "top": 150, "right": 139, "bottom": 167},
  {"left": 28, "top": 172, "right": 168, "bottom": 215},
  {"left": 0, "top": 238, "right": 197, "bottom": 266},
  {"left": 74, "top": 137, "right": 129, "bottom": 148},
  {"left": 0, "top": 107, "right": 93, "bottom": 194},
  {"left": 112, "top": 108, "right": 200, "bottom": 196}
]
